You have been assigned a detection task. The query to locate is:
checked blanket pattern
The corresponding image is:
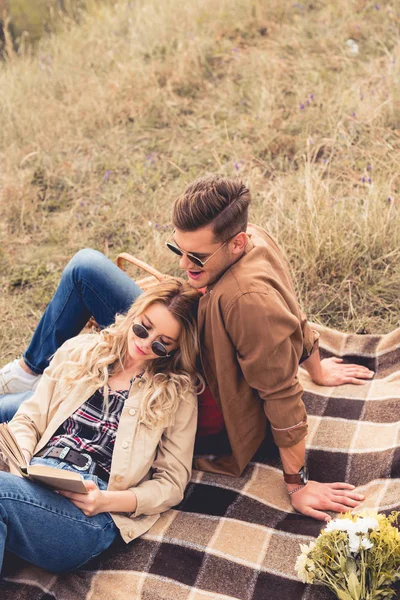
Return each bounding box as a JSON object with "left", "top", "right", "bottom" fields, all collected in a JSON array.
[{"left": 0, "top": 325, "right": 399, "bottom": 600}]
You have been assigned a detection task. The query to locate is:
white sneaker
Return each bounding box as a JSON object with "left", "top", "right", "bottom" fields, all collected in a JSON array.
[{"left": 0, "top": 359, "right": 41, "bottom": 395}]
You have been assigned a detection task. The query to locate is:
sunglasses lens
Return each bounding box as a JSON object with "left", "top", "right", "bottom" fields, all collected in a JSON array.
[
  {"left": 188, "top": 255, "right": 204, "bottom": 268},
  {"left": 166, "top": 243, "right": 183, "bottom": 258},
  {"left": 151, "top": 341, "right": 168, "bottom": 358},
  {"left": 166, "top": 242, "right": 204, "bottom": 268},
  {"left": 132, "top": 324, "right": 148, "bottom": 339}
]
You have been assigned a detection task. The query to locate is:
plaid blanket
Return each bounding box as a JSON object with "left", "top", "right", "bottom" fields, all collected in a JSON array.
[{"left": 1, "top": 325, "right": 399, "bottom": 600}]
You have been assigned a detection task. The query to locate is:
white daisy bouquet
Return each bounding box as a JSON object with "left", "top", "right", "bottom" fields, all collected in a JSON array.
[{"left": 295, "top": 512, "right": 400, "bottom": 600}]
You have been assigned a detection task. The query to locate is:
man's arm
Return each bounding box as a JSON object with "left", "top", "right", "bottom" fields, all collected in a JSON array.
[
  {"left": 279, "top": 439, "right": 364, "bottom": 521},
  {"left": 225, "top": 291, "right": 364, "bottom": 519},
  {"left": 302, "top": 347, "right": 374, "bottom": 386}
]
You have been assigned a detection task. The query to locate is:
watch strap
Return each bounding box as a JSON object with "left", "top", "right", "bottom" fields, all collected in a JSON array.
[
  {"left": 283, "top": 472, "right": 303, "bottom": 484},
  {"left": 283, "top": 466, "right": 307, "bottom": 485}
]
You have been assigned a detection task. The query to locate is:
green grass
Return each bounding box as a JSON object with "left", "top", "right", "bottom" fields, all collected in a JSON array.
[{"left": 0, "top": 0, "right": 399, "bottom": 364}]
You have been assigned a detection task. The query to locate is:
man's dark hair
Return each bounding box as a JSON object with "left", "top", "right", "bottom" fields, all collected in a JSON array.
[{"left": 172, "top": 175, "right": 251, "bottom": 241}]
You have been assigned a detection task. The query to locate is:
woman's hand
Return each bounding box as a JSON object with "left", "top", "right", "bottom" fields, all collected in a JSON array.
[
  {"left": 59, "top": 480, "right": 107, "bottom": 516},
  {"left": 289, "top": 480, "right": 365, "bottom": 521}
]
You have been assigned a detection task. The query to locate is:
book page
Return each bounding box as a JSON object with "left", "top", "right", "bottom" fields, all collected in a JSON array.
[{"left": 0, "top": 423, "right": 26, "bottom": 468}]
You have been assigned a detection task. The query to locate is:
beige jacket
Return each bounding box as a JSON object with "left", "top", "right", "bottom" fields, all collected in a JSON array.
[
  {"left": 194, "top": 224, "right": 319, "bottom": 477},
  {"left": 9, "top": 334, "right": 198, "bottom": 544}
]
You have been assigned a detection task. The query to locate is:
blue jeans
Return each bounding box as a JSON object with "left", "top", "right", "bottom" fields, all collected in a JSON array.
[
  {"left": 24, "top": 248, "right": 142, "bottom": 374},
  {"left": 0, "top": 249, "right": 142, "bottom": 421},
  {"left": 0, "top": 456, "right": 118, "bottom": 573},
  {"left": 0, "top": 392, "right": 33, "bottom": 422}
]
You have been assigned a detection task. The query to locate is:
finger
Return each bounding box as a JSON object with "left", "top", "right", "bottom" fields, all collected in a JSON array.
[
  {"left": 343, "top": 363, "right": 374, "bottom": 374},
  {"left": 342, "top": 369, "right": 374, "bottom": 379},
  {"left": 341, "top": 377, "right": 368, "bottom": 385},
  {"left": 326, "top": 500, "right": 361, "bottom": 512},
  {"left": 330, "top": 358, "right": 343, "bottom": 363},
  {"left": 331, "top": 489, "right": 364, "bottom": 501},
  {"left": 68, "top": 499, "right": 90, "bottom": 510},
  {"left": 341, "top": 367, "right": 372, "bottom": 375},
  {"left": 58, "top": 490, "right": 80, "bottom": 500},
  {"left": 329, "top": 483, "right": 356, "bottom": 490},
  {"left": 84, "top": 480, "right": 97, "bottom": 491},
  {"left": 329, "top": 495, "right": 362, "bottom": 508},
  {"left": 301, "top": 506, "right": 332, "bottom": 522}
]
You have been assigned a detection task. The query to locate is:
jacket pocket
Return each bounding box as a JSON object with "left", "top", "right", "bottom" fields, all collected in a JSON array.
[{"left": 136, "top": 421, "right": 165, "bottom": 461}]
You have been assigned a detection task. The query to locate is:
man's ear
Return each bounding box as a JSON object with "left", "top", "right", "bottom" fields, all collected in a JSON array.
[{"left": 231, "top": 232, "right": 247, "bottom": 255}]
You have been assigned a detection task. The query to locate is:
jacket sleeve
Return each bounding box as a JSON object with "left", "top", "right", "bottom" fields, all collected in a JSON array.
[
  {"left": 299, "top": 310, "right": 320, "bottom": 363},
  {"left": 8, "top": 339, "right": 77, "bottom": 455},
  {"left": 132, "top": 393, "right": 198, "bottom": 517},
  {"left": 225, "top": 290, "right": 308, "bottom": 448}
]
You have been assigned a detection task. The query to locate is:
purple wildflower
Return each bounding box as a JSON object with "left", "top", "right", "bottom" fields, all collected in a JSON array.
[
  {"left": 234, "top": 160, "right": 245, "bottom": 171},
  {"left": 367, "top": 164, "right": 372, "bottom": 171},
  {"left": 368, "top": 178, "right": 372, "bottom": 184},
  {"left": 375, "top": 3, "right": 379, "bottom": 9},
  {"left": 300, "top": 103, "right": 305, "bottom": 110},
  {"left": 352, "top": 112, "right": 357, "bottom": 118},
  {"left": 388, "top": 197, "right": 392, "bottom": 203},
  {"left": 309, "top": 94, "right": 314, "bottom": 100},
  {"left": 362, "top": 177, "right": 366, "bottom": 183},
  {"left": 103, "top": 170, "right": 111, "bottom": 181}
]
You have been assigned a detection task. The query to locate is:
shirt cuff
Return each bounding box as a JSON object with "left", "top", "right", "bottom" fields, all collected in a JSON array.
[
  {"left": 300, "top": 329, "right": 320, "bottom": 364},
  {"left": 270, "top": 420, "right": 308, "bottom": 447}
]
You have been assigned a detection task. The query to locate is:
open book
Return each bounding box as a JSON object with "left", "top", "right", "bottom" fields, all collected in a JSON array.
[{"left": 0, "top": 423, "right": 88, "bottom": 494}]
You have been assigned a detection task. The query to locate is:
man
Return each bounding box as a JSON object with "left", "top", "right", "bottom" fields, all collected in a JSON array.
[{"left": 0, "top": 176, "right": 373, "bottom": 521}]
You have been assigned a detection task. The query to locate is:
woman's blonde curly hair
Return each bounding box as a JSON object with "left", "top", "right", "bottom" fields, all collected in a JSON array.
[{"left": 51, "top": 278, "right": 202, "bottom": 428}]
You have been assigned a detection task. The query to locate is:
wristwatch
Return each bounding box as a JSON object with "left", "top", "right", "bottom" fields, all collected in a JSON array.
[{"left": 283, "top": 466, "right": 309, "bottom": 485}]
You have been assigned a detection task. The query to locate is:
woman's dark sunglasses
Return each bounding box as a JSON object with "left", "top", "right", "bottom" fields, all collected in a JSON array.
[{"left": 132, "top": 323, "right": 171, "bottom": 358}]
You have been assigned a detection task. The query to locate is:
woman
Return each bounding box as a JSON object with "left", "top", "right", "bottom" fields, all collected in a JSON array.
[{"left": 0, "top": 278, "right": 201, "bottom": 574}]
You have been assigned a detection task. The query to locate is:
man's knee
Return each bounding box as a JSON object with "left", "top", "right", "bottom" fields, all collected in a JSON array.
[{"left": 63, "top": 248, "right": 110, "bottom": 285}]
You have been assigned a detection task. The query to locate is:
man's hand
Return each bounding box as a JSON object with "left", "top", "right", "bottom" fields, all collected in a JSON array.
[
  {"left": 312, "top": 357, "right": 374, "bottom": 386},
  {"left": 302, "top": 349, "right": 374, "bottom": 386},
  {"left": 289, "top": 480, "right": 364, "bottom": 521},
  {"left": 59, "top": 480, "right": 106, "bottom": 516}
]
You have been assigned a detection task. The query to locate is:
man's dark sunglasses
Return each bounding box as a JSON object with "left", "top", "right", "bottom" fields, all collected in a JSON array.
[
  {"left": 165, "top": 231, "right": 241, "bottom": 268},
  {"left": 132, "top": 323, "right": 171, "bottom": 358}
]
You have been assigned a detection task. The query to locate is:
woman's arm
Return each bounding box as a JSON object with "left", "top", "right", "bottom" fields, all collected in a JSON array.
[
  {"left": 59, "top": 481, "right": 137, "bottom": 516},
  {"left": 63, "top": 392, "right": 198, "bottom": 517}
]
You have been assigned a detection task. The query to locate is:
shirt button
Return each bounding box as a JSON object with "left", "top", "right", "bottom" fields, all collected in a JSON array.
[
  {"left": 138, "top": 381, "right": 144, "bottom": 388},
  {"left": 115, "top": 475, "right": 123, "bottom": 482},
  {"left": 129, "top": 408, "right": 136, "bottom": 416},
  {"left": 122, "top": 441, "right": 129, "bottom": 449},
  {"left": 128, "top": 530, "right": 135, "bottom": 539}
]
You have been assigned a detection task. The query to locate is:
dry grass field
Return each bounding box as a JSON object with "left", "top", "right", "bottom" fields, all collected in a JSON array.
[{"left": 0, "top": 0, "right": 399, "bottom": 365}]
